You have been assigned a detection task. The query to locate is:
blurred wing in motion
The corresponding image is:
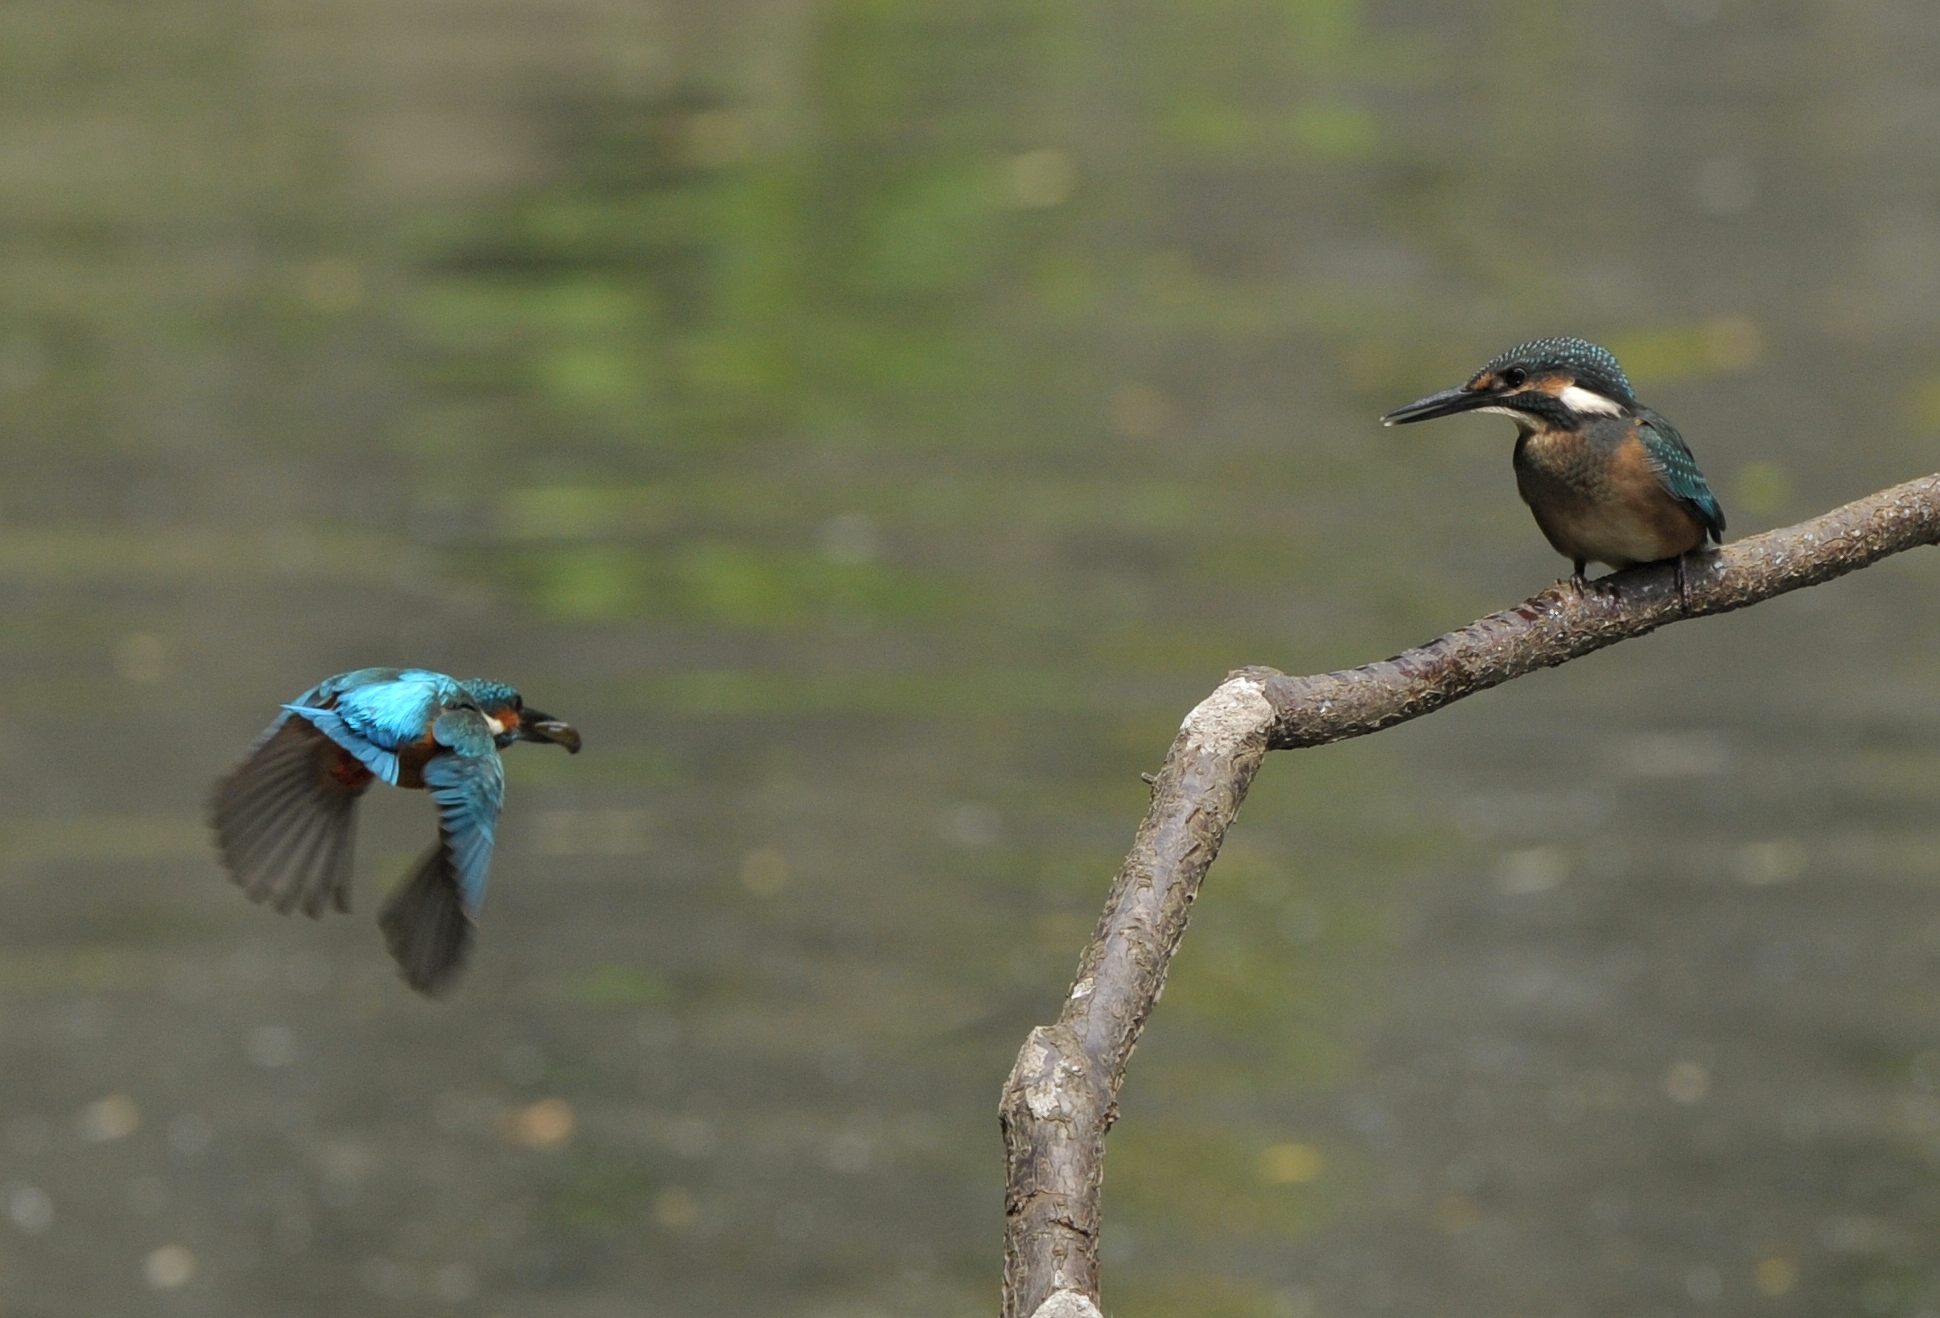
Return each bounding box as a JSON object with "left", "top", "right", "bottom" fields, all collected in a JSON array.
[
  {"left": 378, "top": 716, "right": 504, "bottom": 995},
  {"left": 209, "top": 717, "right": 371, "bottom": 917}
]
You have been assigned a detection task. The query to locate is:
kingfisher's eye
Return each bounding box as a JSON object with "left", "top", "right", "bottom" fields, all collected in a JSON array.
[{"left": 1500, "top": 367, "right": 1528, "bottom": 389}]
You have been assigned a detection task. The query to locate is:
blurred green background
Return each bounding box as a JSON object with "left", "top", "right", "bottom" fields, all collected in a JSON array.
[{"left": 6, "top": 1, "right": 1940, "bottom": 1315}]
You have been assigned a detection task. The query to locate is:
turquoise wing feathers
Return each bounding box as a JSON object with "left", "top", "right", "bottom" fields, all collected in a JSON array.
[
  {"left": 374, "top": 728, "right": 505, "bottom": 996},
  {"left": 246, "top": 667, "right": 397, "bottom": 747},
  {"left": 331, "top": 671, "right": 462, "bottom": 749},
  {"left": 1637, "top": 408, "right": 1725, "bottom": 541},
  {"left": 279, "top": 668, "right": 462, "bottom": 786},
  {"left": 423, "top": 717, "right": 506, "bottom": 913}
]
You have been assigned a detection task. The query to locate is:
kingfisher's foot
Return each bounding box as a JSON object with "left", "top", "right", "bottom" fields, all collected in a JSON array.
[{"left": 1574, "top": 572, "right": 1619, "bottom": 599}]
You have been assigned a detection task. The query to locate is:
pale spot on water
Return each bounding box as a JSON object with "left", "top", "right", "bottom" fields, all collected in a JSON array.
[
  {"left": 114, "top": 632, "right": 169, "bottom": 684},
  {"left": 75, "top": 1094, "right": 140, "bottom": 1143},
  {"left": 503, "top": 1098, "right": 574, "bottom": 1149},
  {"left": 1664, "top": 1059, "right": 1712, "bottom": 1105},
  {"left": 143, "top": 1244, "right": 196, "bottom": 1290},
  {"left": 5, "top": 1183, "right": 53, "bottom": 1234},
  {"left": 740, "top": 846, "right": 790, "bottom": 895},
  {"left": 246, "top": 1025, "right": 297, "bottom": 1069},
  {"left": 1754, "top": 1256, "right": 1798, "bottom": 1297},
  {"left": 1684, "top": 1263, "right": 1723, "bottom": 1303},
  {"left": 1616, "top": 731, "right": 1732, "bottom": 779},
  {"left": 1730, "top": 839, "right": 1807, "bottom": 885},
  {"left": 1258, "top": 1141, "right": 1324, "bottom": 1184},
  {"left": 1495, "top": 846, "right": 1571, "bottom": 895},
  {"left": 653, "top": 1186, "right": 700, "bottom": 1232},
  {"left": 1008, "top": 147, "right": 1075, "bottom": 208}
]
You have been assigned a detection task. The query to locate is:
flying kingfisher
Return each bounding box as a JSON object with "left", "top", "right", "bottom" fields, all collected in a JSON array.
[
  {"left": 210, "top": 668, "right": 582, "bottom": 996},
  {"left": 1381, "top": 337, "right": 1725, "bottom": 592}
]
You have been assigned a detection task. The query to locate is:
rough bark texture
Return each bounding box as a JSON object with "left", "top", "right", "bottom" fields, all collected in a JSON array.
[{"left": 1000, "top": 474, "right": 1940, "bottom": 1318}]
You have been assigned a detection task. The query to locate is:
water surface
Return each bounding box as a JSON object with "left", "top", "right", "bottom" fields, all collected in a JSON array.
[{"left": 5, "top": 2, "right": 1940, "bottom": 1315}]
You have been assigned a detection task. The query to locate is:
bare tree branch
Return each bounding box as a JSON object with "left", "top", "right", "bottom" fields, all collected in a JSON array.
[{"left": 1000, "top": 473, "right": 1940, "bottom": 1318}]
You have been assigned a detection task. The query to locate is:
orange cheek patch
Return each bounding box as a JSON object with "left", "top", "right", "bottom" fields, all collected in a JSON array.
[
  {"left": 1467, "top": 372, "right": 1496, "bottom": 392},
  {"left": 497, "top": 708, "right": 521, "bottom": 732}
]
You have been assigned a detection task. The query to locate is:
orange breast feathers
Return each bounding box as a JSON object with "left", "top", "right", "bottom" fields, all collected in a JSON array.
[
  {"left": 326, "top": 746, "right": 375, "bottom": 791},
  {"left": 392, "top": 725, "right": 444, "bottom": 791},
  {"left": 1610, "top": 434, "right": 1709, "bottom": 551}
]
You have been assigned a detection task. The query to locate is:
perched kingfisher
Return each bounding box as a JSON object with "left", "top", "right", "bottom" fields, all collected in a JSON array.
[
  {"left": 1381, "top": 337, "right": 1725, "bottom": 591},
  {"left": 210, "top": 668, "right": 582, "bottom": 996}
]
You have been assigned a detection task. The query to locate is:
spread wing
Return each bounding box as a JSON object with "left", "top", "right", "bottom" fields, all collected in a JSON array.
[
  {"left": 208, "top": 670, "right": 415, "bottom": 915},
  {"left": 209, "top": 718, "right": 368, "bottom": 917},
  {"left": 1637, "top": 409, "right": 1725, "bottom": 541},
  {"left": 376, "top": 710, "right": 505, "bottom": 995}
]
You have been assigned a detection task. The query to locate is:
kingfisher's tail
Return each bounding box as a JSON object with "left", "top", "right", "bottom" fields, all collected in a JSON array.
[
  {"left": 377, "top": 845, "right": 473, "bottom": 997},
  {"left": 210, "top": 719, "right": 364, "bottom": 918}
]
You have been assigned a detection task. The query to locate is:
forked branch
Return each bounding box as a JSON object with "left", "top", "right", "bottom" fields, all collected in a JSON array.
[{"left": 1000, "top": 473, "right": 1940, "bottom": 1318}]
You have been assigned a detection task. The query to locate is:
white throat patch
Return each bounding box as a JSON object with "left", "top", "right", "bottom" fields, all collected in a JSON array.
[{"left": 1556, "top": 384, "right": 1625, "bottom": 415}]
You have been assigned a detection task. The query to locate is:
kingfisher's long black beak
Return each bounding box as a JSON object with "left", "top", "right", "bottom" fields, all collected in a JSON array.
[
  {"left": 1380, "top": 383, "right": 1494, "bottom": 427},
  {"left": 518, "top": 711, "right": 582, "bottom": 754}
]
